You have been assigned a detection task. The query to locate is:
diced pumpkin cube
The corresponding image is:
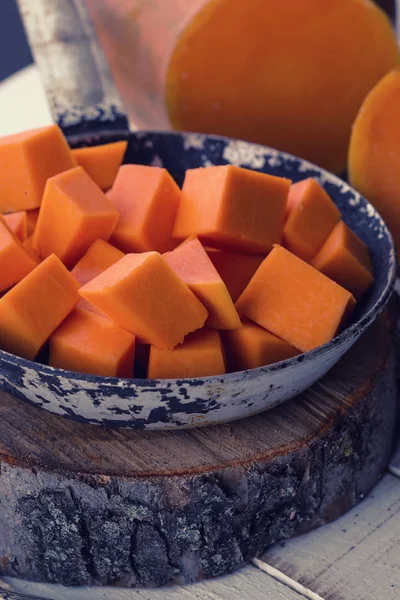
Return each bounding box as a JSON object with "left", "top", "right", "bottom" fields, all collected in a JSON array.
[
  {"left": 223, "top": 319, "right": 299, "bottom": 371},
  {"left": 26, "top": 208, "right": 40, "bottom": 237},
  {"left": 283, "top": 178, "right": 341, "bottom": 261},
  {"left": 79, "top": 252, "right": 208, "bottom": 349},
  {"left": 71, "top": 239, "right": 125, "bottom": 286},
  {"left": 49, "top": 307, "right": 136, "bottom": 377},
  {"left": 173, "top": 165, "right": 290, "bottom": 253},
  {"left": 4, "top": 211, "right": 27, "bottom": 241},
  {"left": 108, "top": 165, "right": 181, "bottom": 253},
  {"left": 148, "top": 329, "right": 225, "bottom": 378},
  {"left": 236, "top": 245, "right": 355, "bottom": 352},
  {"left": 71, "top": 238, "right": 125, "bottom": 317},
  {"left": 0, "top": 124, "right": 76, "bottom": 212},
  {"left": 164, "top": 237, "right": 241, "bottom": 329},
  {"left": 33, "top": 166, "right": 120, "bottom": 268},
  {"left": 72, "top": 140, "right": 128, "bottom": 191},
  {"left": 0, "top": 254, "right": 80, "bottom": 359},
  {"left": 312, "top": 221, "right": 374, "bottom": 299},
  {"left": 23, "top": 235, "right": 41, "bottom": 264},
  {"left": 0, "top": 218, "right": 37, "bottom": 292},
  {"left": 207, "top": 248, "right": 265, "bottom": 302}
]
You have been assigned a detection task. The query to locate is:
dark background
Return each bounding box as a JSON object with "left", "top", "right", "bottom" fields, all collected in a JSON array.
[
  {"left": 0, "top": 0, "right": 32, "bottom": 82},
  {"left": 0, "top": 0, "right": 396, "bottom": 83}
]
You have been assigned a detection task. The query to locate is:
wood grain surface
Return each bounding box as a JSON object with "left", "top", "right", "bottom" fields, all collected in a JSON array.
[
  {"left": 262, "top": 473, "right": 400, "bottom": 600},
  {"left": 2, "top": 565, "right": 301, "bottom": 600}
]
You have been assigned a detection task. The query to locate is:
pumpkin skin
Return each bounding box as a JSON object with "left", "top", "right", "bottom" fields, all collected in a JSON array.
[
  {"left": 85, "top": 0, "right": 399, "bottom": 173},
  {"left": 348, "top": 69, "right": 400, "bottom": 261}
]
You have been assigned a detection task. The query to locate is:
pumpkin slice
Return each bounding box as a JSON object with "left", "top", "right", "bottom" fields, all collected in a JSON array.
[
  {"left": 33, "top": 166, "right": 120, "bottom": 268},
  {"left": 72, "top": 140, "right": 128, "bottom": 191},
  {"left": 79, "top": 252, "right": 208, "bottom": 349},
  {"left": 148, "top": 329, "right": 225, "bottom": 378},
  {"left": 164, "top": 237, "right": 241, "bottom": 329},
  {"left": 236, "top": 245, "right": 356, "bottom": 352},
  {"left": 50, "top": 307, "right": 136, "bottom": 377}
]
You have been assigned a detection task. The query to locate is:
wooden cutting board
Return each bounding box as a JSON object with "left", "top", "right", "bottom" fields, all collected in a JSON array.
[{"left": 0, "top": 314, "right": 396, "bottom": 588}]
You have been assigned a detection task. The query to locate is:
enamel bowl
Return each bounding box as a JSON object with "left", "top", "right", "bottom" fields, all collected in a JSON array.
[{"left": 0, "top": 132, "right": 395, "bottom": 429}]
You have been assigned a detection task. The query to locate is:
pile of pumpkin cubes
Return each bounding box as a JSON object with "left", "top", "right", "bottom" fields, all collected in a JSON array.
[{"left": 0, "top": 125, "right": 373, "bottom": 379}]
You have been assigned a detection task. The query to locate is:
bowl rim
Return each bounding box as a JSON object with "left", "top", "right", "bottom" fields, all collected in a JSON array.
[{"left": 0, "top": 130, "right": 396, "bottom": 387}]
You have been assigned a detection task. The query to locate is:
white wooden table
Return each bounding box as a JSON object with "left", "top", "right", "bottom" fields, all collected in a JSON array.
[{"left": 0, "top": 66, "right": 399, "bottom": 600}]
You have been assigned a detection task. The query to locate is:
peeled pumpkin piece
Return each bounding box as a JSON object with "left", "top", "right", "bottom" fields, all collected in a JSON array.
[
  {"left": 33, "top": 166, "right": 120, "bottom": 268},
  {"left": 23, "top": 235, "right": 41, "bottom": 264},
  {"left": 71, "top": 239, "right": 125, "bottom": 286},
  {"left": 173, "top": 165, "right": 290, "bottom": 254},
  {"left": 71, "top": 238, "right": 125, "bottom": 317},
  {"left": 348, "top": 69, "right": 400, "bottom": 260},
  {"left": 108, "top": 165, "right": 182, "bottom": 254},
  {"left": 72, "top": 141, "right": 128, "bottom": 191},
  {"left": 0, "top": 254, "right": 80, "bottom": 360},
  {"left": 0, "top": 124, "right": 76, "bottom": 212},
  {"left": 283, "top": 178, "right": 341, "bottom": 262},
  {"left": 26, "top": 209, "right": 40, "bottom": 237},
  {"left": 223, "top": 319, "right": 299, "bottom": 372},
  {"left": 4, "top": 211, "right": 27, "bottom": 242},
  {"left": 79, "top": 252, "right": 208, "bottom": 349},
  {"left": 148, "top": 329, "right": 225, "bottom": 379},
  {"left": 207, "top": 249, "right": 265, "bottom": 302},
  {"left": 49, "top": 307, "right": 136, "bottom": 378},
  {"left": 236, "top": 245, "right": 356, "bottom": 353},
  {"left": 164, "top": 237, "right": 241, "bottom": 330},
  {"left": 312, "top": 221, "right": 374, "bottom": 300},
  {"left": 0, "top": 218, "right": 37, "bottom": 292},
  {"left": 85, "top": 0, "right": 400, "bottom": 174}
]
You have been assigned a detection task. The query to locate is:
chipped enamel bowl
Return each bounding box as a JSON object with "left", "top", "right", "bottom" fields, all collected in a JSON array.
[{"left": 0, "top": 132, "right": 395, "bottom": 429}]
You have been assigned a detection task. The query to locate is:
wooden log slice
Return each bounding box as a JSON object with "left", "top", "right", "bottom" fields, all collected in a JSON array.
[{"left": 0, "top": 315, "right": 396, "bottom": 588}]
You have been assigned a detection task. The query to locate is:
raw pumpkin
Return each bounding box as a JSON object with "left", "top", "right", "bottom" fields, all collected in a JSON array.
[
  {"left": 108, "top": 165, "right": 181, "bottom": 254},
  {"left": 72, "top": 141, "right": 127, "bottom": 191},
  {"left": 0, "top": 125, "right": 76, "bottom": 212},
  {"left": 85, "top": 0, "right": 399, "bottom": 173},
  {"left": 23, "top": 235, "right": 41, "bottom": 264},
  {"left": 71, "top": 238, "right": 125, "bottom": 317},
  {"left": 49, "top": 307, "right": 136, "bottom": 378},
  {"left": 283, "top": 179, "right": 341, "bottom": 262},
  {"left": 223, "top": 319, "right": 299, "bottom": 372},
  {"left": 0, "top": 254, "right": 80, "bottom": 360},
  {"left": 206, "top": 249, "right": 265, "bottom": 303},
  {"left": 0, "top": 218, "right": 37, "bottom": 292},
  {"left": 4, "top": 211, "right": 28, "bottom": 242},
  {"left": 236, "top": 245, "right": 356, "bottom": 353},
  {"left": 33, "top": 166, "right": 120, "bottom": 268},
  {"left": 148, "top": 329, "right": 225, "bottom": 379},
  {"left": 79, "top": 252, "right": 209, "bottom": 349},
  {"left": 163, "top": 237, "right": 241, "bottom": 330},
  {"left": 26, "top": 209, "right": 40, "bottom": 237},
  {"left": 312, "top": 221, "right": 374, "bottom": 299},
  {"left": 71, "top": 239, "right": 125, "bottom": 287},
  {"left": 348, "top": 69, "right": 400, "bottom": 259},
  {"left": 173, "top": 165, "right": 290, "bottom": 253}
]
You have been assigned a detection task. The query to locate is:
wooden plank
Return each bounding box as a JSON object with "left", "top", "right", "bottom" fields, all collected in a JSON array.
[
  {"left": 2, "top": 565, "right": 301, "bottom": 600},
  {"left": 261, "top": 473, "right": 400, "bottom": 600}
]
